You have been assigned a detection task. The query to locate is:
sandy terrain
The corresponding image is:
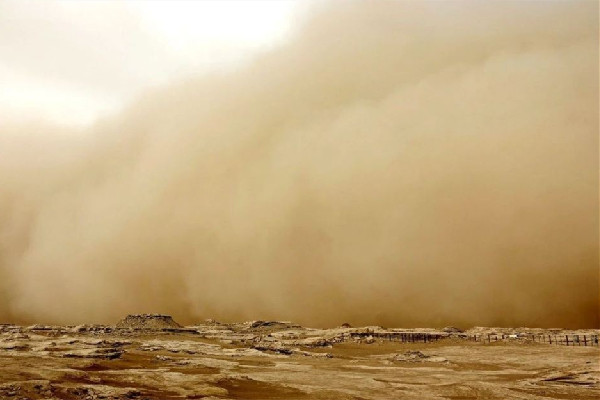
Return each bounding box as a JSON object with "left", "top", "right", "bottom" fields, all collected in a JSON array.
[{"left": 0, "top": 317, "right": 598, "bottom": 399}]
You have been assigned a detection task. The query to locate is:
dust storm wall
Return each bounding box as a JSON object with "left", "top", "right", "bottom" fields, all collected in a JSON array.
[{"left": 0, "top": 1, "right": 598, "bottom": 327}]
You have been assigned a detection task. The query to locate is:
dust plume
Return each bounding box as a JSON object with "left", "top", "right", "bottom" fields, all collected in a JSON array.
[{"left": 0, "top": 1, "right": 598, "bottom": 328}]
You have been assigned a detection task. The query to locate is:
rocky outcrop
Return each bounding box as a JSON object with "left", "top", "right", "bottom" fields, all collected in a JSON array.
[
  {"left": 116, "top": 314, "right": 181, "bottom": 330},
  {"left": 381, "top": 350, "right": 448, "bottom": 363}
]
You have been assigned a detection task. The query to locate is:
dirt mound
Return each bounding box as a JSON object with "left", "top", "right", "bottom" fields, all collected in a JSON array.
[
  {"left": 389, "top": 351, "right": 448, "bottom": 363},
  {"left": 115, "top": 314, "right": 181, "bottom": 330},
  {"left": 443, "top": 326, "right": 464, "bottom": 333}
]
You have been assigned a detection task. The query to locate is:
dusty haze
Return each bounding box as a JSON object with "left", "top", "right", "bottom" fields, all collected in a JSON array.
[{"left": 0, "top": 1, "right": 598, "bottom": 328}]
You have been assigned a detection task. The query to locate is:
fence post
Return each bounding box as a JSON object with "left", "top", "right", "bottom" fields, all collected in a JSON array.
[{"left": 565, "top": 335, "right": 569, "bottom": 346}]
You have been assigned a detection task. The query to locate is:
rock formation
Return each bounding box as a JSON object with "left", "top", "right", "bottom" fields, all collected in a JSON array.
[{"left": 115, "top": 314, "right": 181, "bottom": 330}]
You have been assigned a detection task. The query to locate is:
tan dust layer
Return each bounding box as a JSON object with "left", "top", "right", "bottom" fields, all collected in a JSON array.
[
  {"left": 0, "top": 1, "right": 598, "bottom": 328},
  {"left": 0, "top": 322, "right": 598, "bottom": 399}
]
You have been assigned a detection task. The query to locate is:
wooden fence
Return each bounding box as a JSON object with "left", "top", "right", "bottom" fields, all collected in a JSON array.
[
  {"left": 350, "top": 331, "right": 446, "bottom": 343},
  {"left": 348, "top": 331, "right": 599, "bottom": 346},
  {"left": 468, "top": 333, "right": 599, "bottom": 347}
]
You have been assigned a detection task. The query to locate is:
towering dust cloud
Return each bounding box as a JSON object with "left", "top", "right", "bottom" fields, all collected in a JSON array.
[{"left": 0, "top": 1, "right": 598, "bottom": 328}]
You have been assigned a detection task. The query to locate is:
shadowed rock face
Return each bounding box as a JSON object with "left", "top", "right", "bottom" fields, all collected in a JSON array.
[{"left": 115, "top": 314, "right": 181, "bottom": 330}]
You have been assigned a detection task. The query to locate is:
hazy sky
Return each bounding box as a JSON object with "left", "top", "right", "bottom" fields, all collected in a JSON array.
[
  {"left": 0, "top": 1, "right": 597, "bottom": 328},
  {"left": 0, "top": 0, "right": 301, "bottom": 126}
]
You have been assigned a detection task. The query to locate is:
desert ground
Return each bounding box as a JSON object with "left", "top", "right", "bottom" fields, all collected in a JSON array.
[{"left": 0, "top": 315, "right": 598, "bottom": 400}]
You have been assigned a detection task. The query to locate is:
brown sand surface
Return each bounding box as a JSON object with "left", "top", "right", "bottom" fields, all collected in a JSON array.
[{"left": 0, "top": 320, "right": 598, "bottom": 399}]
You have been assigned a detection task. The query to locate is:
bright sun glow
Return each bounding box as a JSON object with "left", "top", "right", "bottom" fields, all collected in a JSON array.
[{"left": 0, "top": 0, "right": 300, "bottom": 127}]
